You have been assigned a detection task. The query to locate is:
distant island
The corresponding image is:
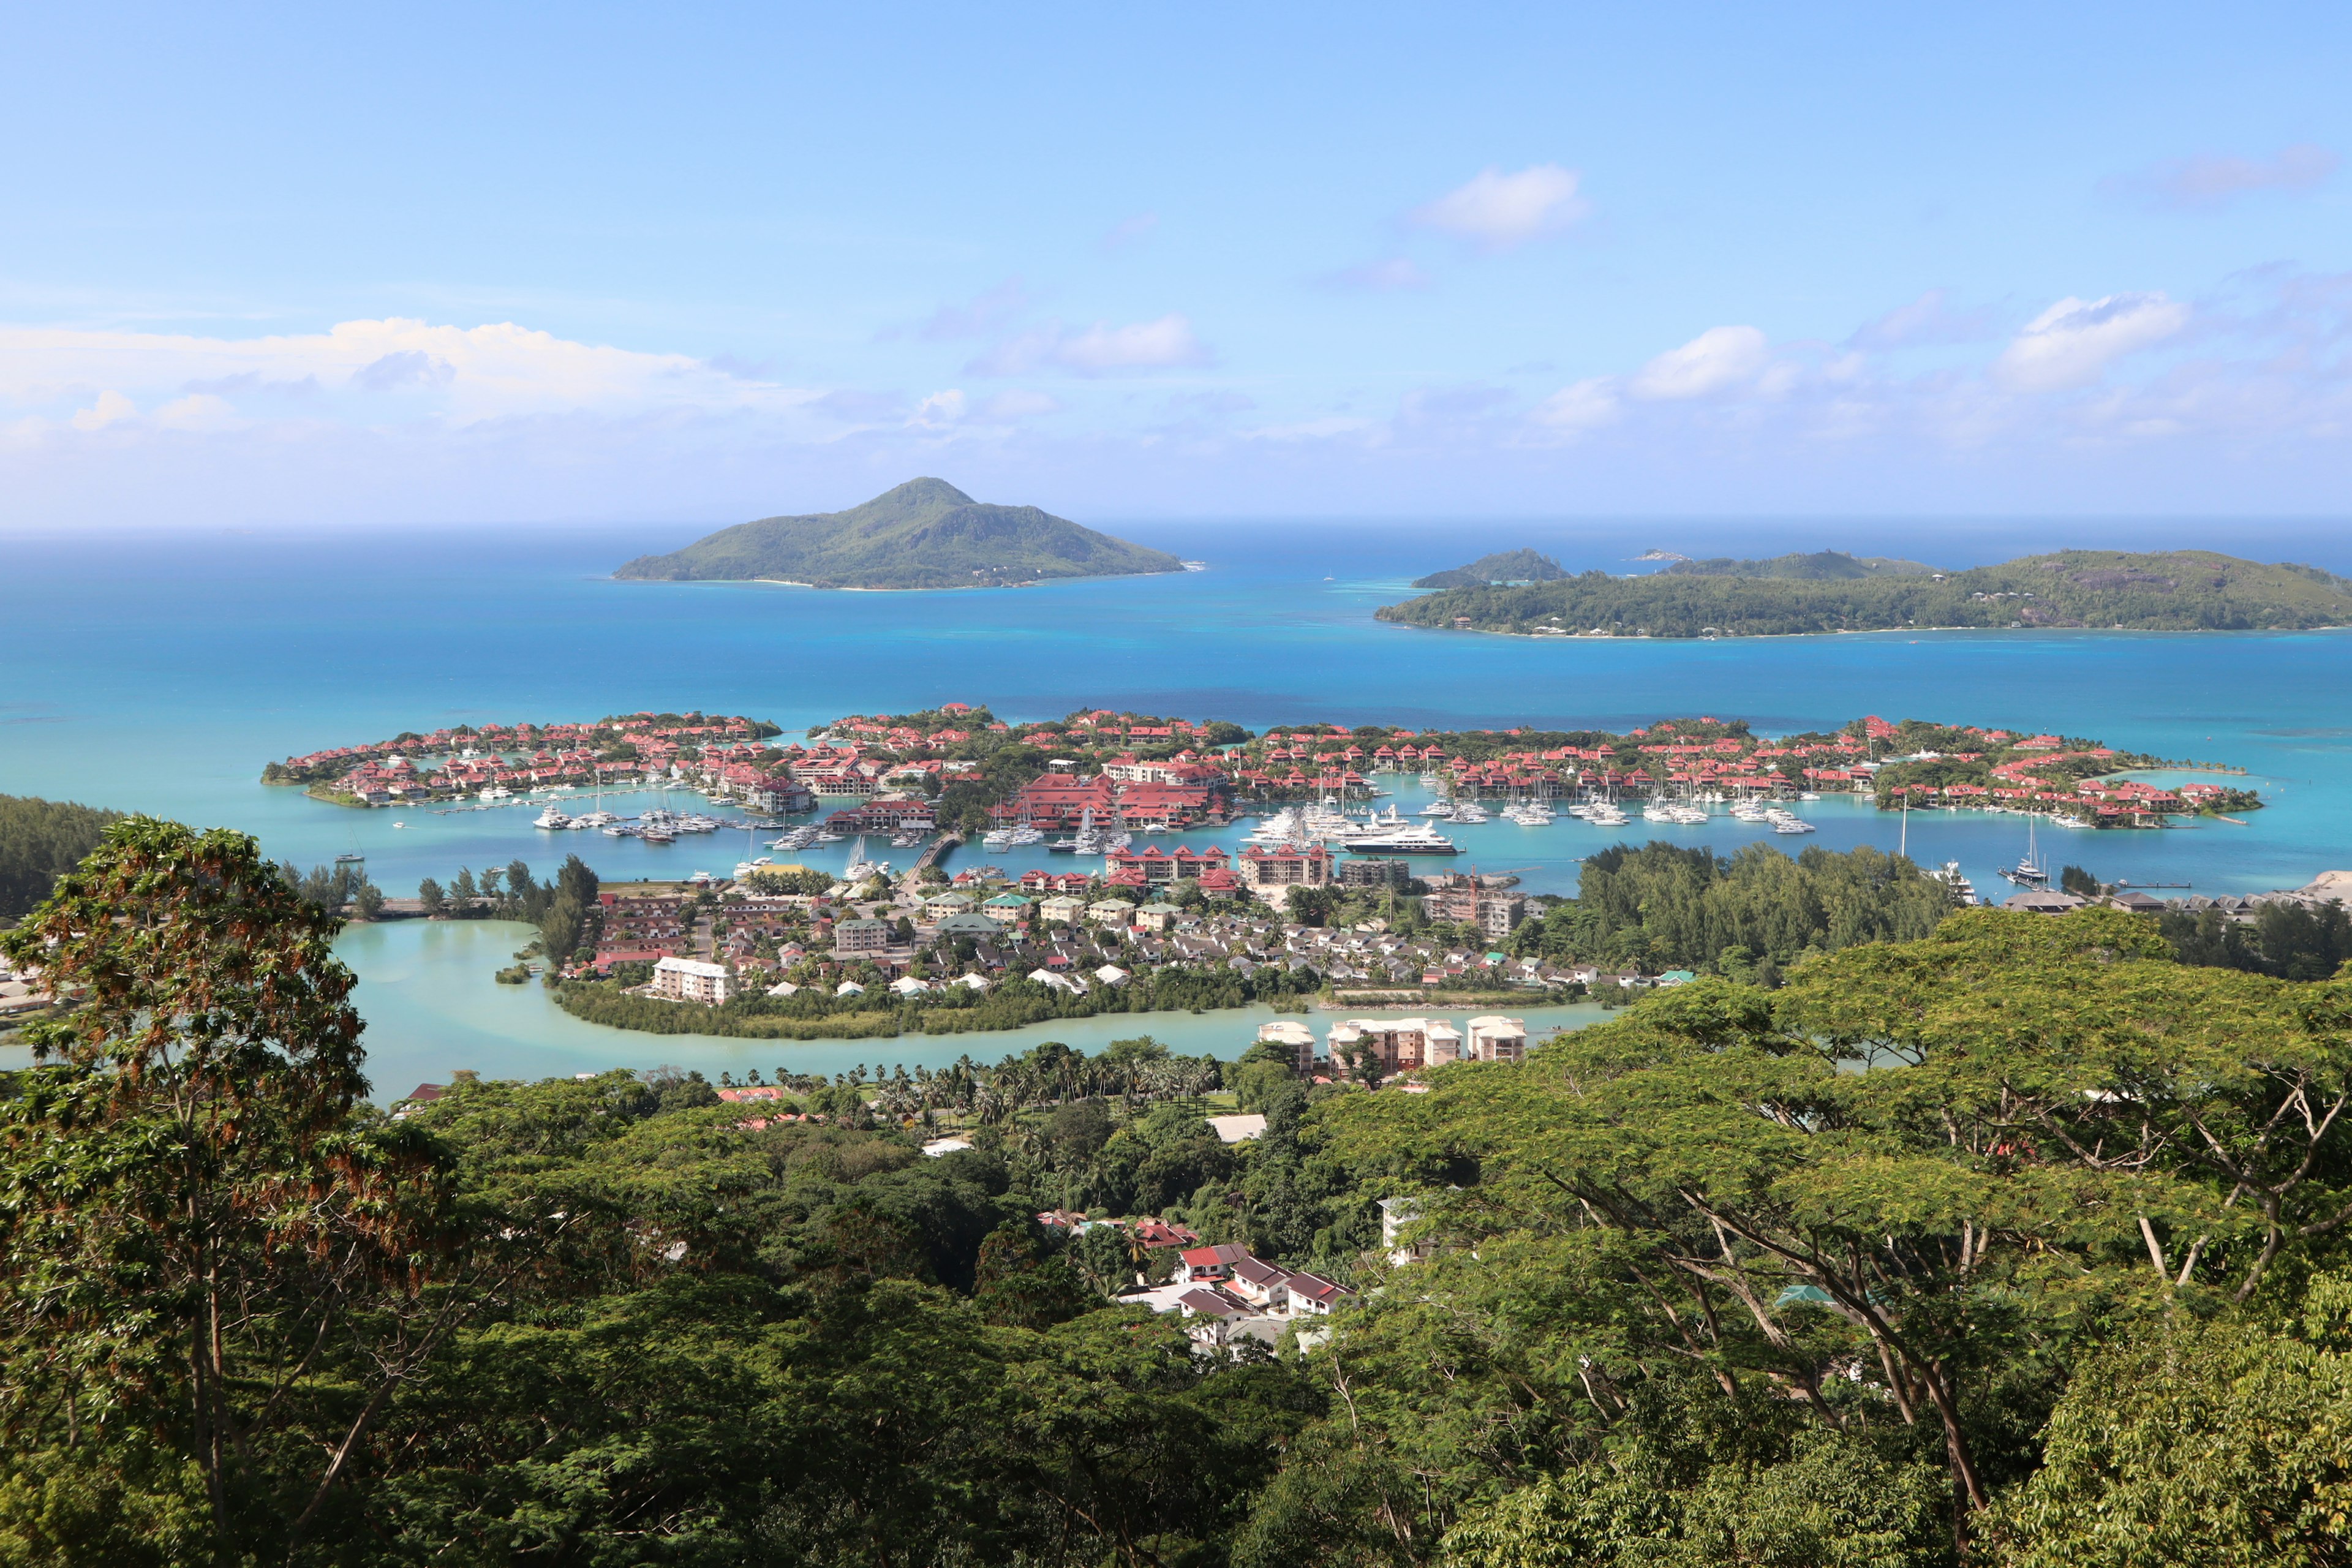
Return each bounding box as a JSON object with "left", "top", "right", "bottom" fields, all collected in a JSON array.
[
  {"left": 614, "top": 478, "right": 1186, "bottom": 591},
  {"left": 1411, "top": 548, "right": 1570, "bottom": 590},
  {"left": 1661, "top": 549, "right": 1937, "bottom": 580},
  {"left": 1379, "top": 549, "right": 2352, "bottom": 638}
]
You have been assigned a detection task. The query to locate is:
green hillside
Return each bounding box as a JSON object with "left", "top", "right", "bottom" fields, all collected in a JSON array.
[
  {"left": 1, "top": 793, "right": 126, "bottom": 921},
  {"left": 1664, "top": 549, "right": 1938, "bottom": 580},
  {"left": 1379, "top": 549, "right": 2352, "bottom": 638},
  {"left": 1411, "top": 548, "right": 1570, "bottom": 589},
  {"left": 614, "top": 478, "right": 1186, "bottom": 590}
]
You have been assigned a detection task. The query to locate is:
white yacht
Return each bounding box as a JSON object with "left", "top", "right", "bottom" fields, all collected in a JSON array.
[
  {"left": 841, "top": 838, "right": 890, "bottom": 882},
  {"left": 733, "top": 856, "right": 772, "bottom": 880},
  {"left": 1244, "top": 808, "right": 1308, "bottom": 846},
  {"left": 1449, "top": 802, "right": 1491, "bottom": 824},
  {"left": 1928, "top": 861, "right": 1980, "bottom": 905},
  {"left": 1344, "top": 821, "right": 1461, "bottom": 853},
  {"left": 533, "top": 804, "right": 572, "bottom": 830}
]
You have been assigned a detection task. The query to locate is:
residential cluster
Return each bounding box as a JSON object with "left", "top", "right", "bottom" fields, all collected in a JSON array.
[{"left": 579, "top": 864, "right": 1576, "bottom": 1013}]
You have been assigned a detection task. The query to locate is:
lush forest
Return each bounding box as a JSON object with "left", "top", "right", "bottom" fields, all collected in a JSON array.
[
  {"left": 1662, "top": 549, "right": 1937, "bottom": 579},
  {"left": 1512, "top": 841, "right": 1958, "bottom": 981},
  {"left": 1380, "top": 548, "right": 2352, "bottom": 636},
  {"left": 1411, "top": 549, "right": 1571, "bottom": 590},
  {"left": 613, "top": 477, "right": 1186, "bottom": 590},
  {"left": 9, "top": 816, "right": 2352, "bottom": 1566},
  {"left": 0, "top": 793, "right": 125, "bottom": 921}
]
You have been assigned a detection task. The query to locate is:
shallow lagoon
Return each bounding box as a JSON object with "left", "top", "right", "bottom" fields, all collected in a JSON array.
[
  {"left": 7, "top": 518, "right": 2351, "bottom": 1097},
  {"left": 325, "top": 918, "right": 1616, "bottom": 1102}
]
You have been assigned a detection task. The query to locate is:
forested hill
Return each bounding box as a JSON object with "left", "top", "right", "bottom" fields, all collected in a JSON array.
[
  {"left": 1663, "top": 549, "right": 1937, "bottom": 579},
  {"left": 0, "top": 793, "right": 125, "bottom": 919},
  {"left": 614, "top": 478, "right": 1186, "bottom": 590},
  {"left": 1411, "top": 548, "right": 1570, "bottom": 589},
  {"left": 1379, "top": 548, "right": 2352, "bottom": 638}
]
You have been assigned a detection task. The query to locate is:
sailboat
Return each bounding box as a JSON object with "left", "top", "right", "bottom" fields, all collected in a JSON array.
[{"left": 1997, "top": 816, "right": 2050, "bottom": 886}]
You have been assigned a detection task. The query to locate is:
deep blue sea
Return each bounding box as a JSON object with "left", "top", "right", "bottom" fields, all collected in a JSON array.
[{"left": 7, "top": 513, "right": 2351, "bottom": 1097}]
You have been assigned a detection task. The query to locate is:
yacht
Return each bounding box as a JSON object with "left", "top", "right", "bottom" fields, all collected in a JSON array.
[
  {"left": 733, "top": 856, "right": 772, "bottom": 880},
  {"left": 533, "top": 804, "right": 572, "bottom": 831},
  {"left": 841, "top": 838, "right": 889, "bottom": 882},
  {"left": 1997, "top": 818, "right": 2051, "bottom": 886},
  {"left": 1244, "top": 808, "right": 1307, "bottom": 846},
  {"left": 1344, "top": 821, "right": 1461, "bottom": 853},
  {"left": 1448, "top": 802, "right": 1491, "bottom": 824},
  {"left": 1416, "top": 801, "right": 1457, "bottom": 818},
  {"left": 1928, "top": 861, "right": 1980, "bottom": 905}
]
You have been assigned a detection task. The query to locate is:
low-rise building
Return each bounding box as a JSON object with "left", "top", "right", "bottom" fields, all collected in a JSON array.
[
  {"left": 650, "top": 956, "right": 733, "bottom": 1005},
  {"left": 1257, "top": 1019, "right": 1317, "bottom": 1073},
  {"left": 1464, "top": 1014, "right": 1529, "bottom": 1063},
  {"left": 834, "top": 917, "right": 895, "bottom": 955}
]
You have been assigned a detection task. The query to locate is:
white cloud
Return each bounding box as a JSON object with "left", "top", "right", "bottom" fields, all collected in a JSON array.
[
  {"left": 2133, "top": 143, "right": 2339, "bottom": 209},
  {"left": 978, "top": 389, "right": 1063, "bottom": 421},
  {"left": 69, "top": 390, "right": 137, "bottom": 431},
  {"left": 1408, "top": 164, "right": 1587, "bottom": 250},
  {"left": 910, "top": 389, "right": 968, "bottom": 428},
  {"left": 154, "top": 393, "right": 240, "bottom": 432},
  {"left": 1317, "top": 257, "right": 1432, "bottom": 292},
  {"left": 908, "top": 387, "right": 1065, "bottom": 429},
  {"left": 1630, "top": 326, "right": 1770, "bottom": 399},
  {"left": 1526, "top": 378, "right": 1620, "bottom": 434},
  {"left": 0, "top": 317, "right": 822, "bottom": 424},
  {"left": 919, "top": 280, "right": 1031, "bottom": 341},
  {"left": 1849, "top": 288, "right": 1999, "bottom": 350},
  {"left": 1993, "top": 293, "right": 2189, "bottom": 391},
  {"left": 972, "top": 314, "right": 1208, "bottom": 376}
]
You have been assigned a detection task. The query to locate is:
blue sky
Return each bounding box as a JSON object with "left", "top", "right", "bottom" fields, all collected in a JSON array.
[{"left": 4, "top": 2, "right": 2348, "bottom": 527}]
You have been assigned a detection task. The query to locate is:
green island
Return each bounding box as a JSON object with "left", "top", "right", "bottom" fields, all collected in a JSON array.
[
  {"left": 612, "top": 477, "right": 1187, "bottom": 590},
  {"left": 1379, "top": 547, "right": 2352, "bottom": 636},
  {"left": 11, "top": 817, "right": 2352, "bottom": 1563}
]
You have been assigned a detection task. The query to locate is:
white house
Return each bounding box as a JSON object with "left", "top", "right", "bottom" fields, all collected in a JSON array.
[{"left": 651, "top": 956, "right": 733, "bottom": 1005}]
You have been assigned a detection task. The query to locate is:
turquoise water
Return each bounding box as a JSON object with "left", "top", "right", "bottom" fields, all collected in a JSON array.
[
  {"left": 7, "top": 518, "right": 2351, "bottom": 1095},
  {"left": 333, "top": 918, "right": 1613, "bottom": 1102}
]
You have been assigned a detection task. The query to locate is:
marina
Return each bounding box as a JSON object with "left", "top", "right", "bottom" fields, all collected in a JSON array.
[{"left": 6, "top": 524, "right": 2350, "bottom": 1096}]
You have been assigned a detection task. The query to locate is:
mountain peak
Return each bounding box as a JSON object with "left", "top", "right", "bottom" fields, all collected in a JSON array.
[
  {"left": 874, "top": 477, "right": 975, "bottom": 508},
  {"left": 612, "top": 480, "right": 1183, "bottom": 590}
]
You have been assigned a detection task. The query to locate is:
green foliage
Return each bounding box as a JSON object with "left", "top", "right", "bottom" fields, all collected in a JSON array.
[
  {"left": 17, "top": 826, "right": 2352, "bottom": 1566},
  {"left": 614, "top": 476, "right": 1186, "bottom": 589},
  {"left": 0, "top": 794, "right": 125, "bottom": 921},
  {"left": 1412, "top": 548, "right": 1570, "bottom": 590},
  {"left": 744, "top": 864, "right": 835, "bottom": 895},
  {"left": 1992, "top": 1275, "right": 2352, "bottom": 1566},
  {"left": 2162, "top": 899, "right": 2352, "bottom": 981},
  {"left": 1383, "top": 549, "right": 2352, "bottom": 636},
  {"left": 1665, "top": 548, "right": 1939, "bottom": 580},
  {"left": 1511, "top": 840, "right": 1953, "bottom": 976}
]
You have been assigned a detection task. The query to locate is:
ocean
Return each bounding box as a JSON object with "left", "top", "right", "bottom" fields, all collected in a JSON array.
[{"left": 7, "top": 514, "right": 2351, "bottom": 1096}]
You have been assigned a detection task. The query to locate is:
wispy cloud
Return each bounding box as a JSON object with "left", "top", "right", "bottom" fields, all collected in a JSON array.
[
  {"left": 1316, "top": 257, "right": 1433, "bottom": 292},
  {"left": 1849, "top": 288, "right": 1999, "bottom": 350},
  {"left": 2114, "top": 143, "right": 2340, "bottom": 209},
  {"left": 1992, "top": 293, "right": 2189, "bottom": 391},
  {"left": 918, "top": 280, "right": 1032, "bottom": 341},
  {"left": 970, "top": 313, "right": 1209, "bottom": 377},
  {"left": 0, "top": 317, "right": 825, "bottom": 427},
  {"left": 1407, "top": 164, "right": 1588, "bottom": 251},
  {"left": 1629, "top": 326, "right": 1769, "bottom": 399}
]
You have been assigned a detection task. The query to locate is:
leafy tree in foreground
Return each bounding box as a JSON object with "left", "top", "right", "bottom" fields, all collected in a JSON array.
[{"left": 0, "top": 820, "right": 462, "bottom": 1558}]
